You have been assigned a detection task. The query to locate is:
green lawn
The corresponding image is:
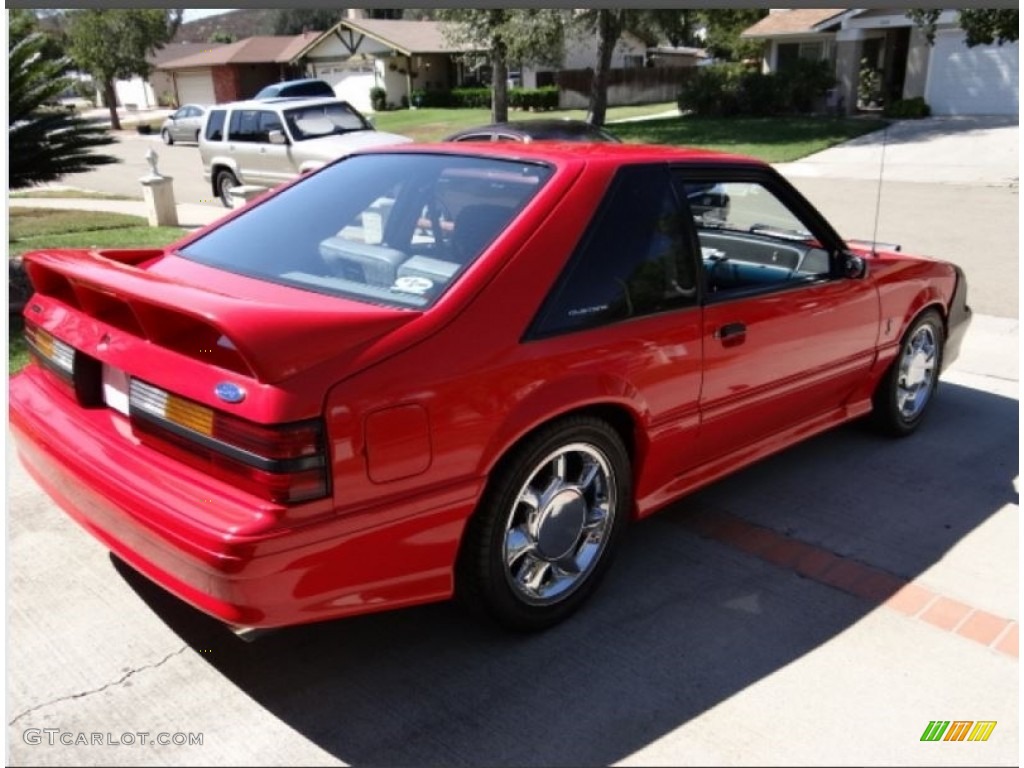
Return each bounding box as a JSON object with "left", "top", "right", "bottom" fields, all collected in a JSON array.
[
  {"left": 609, "top": 115, "right": 889, "bottom": 163},
  {"left": 373, "top": 101, "right": 678, "bottom": 142},
  {"left": 9, "top": 208, "right": 186, "bottom": 257},
  {"left": 374, "top": 105, "right": 887, "bottom": 162},
  {"left": 9, "top": 209, "right": 186, "bottom": 373}
]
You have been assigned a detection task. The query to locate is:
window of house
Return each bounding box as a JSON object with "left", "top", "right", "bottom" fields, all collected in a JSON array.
[{"left": 777, "top": 41, "right": 829, "bottom": 71}]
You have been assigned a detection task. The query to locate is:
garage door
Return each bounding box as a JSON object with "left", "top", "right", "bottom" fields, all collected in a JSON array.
[
  {"left": 925, "top": 30, "right": 1018, "bottom": 115},
  {"left": 175, "top": 70, "right": 216, "bottom": 107}
]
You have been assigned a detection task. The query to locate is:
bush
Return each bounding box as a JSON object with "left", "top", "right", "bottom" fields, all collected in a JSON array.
[
  {"left": 678, "top": 61, "right": 834, "bottom": 117},
  {"left": 369, "top": 86, "right": 387, "bottom": 112},
  {"left": 509, "top": 86, "right": 559, "bottom": 111},
  {"left": 884, "top": 97, "right": 931, "bottom": 119},
  {"left": 779, "top": 59, "right": 835, "bottom": 113},
  {"left": 449, "top": 87, "right": 490, "bottom": 108}
]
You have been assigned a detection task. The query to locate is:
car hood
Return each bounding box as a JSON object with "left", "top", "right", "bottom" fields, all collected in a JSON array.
[{"left": 298, "top": 131, "right": 413, "bottom": 160}]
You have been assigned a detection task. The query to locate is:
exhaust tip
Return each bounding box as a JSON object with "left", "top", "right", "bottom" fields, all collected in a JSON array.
[{"left": 229, "top": 625, "right": 275, "bottom": 643}]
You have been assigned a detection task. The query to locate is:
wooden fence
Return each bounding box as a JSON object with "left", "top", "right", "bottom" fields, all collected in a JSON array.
[{"left": 555, "top": 66, "right": 698, "bottom": 109}]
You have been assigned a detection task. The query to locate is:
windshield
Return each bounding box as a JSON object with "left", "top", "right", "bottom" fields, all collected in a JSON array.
[
  {"left": 178, "top": 154, "right": 554, "bottom": 308},
  {"left": 284, "top": 102, "right": 371, "bottom": 140}
]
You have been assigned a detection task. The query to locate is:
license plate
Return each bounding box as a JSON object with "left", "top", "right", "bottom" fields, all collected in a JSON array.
[{"left": 102, "top": 365, "right": 130, "bottom": 416}]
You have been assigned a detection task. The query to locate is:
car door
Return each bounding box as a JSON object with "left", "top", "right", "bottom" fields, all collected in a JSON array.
[
  {"left": 253, "top": 110, "right": 293, "bottom": 185},
  {"left": 673, "top": 167, "right": 880, "bottom": 460},
  {"left": 528, "top": 164, "right": 705, "bottom": 495}
]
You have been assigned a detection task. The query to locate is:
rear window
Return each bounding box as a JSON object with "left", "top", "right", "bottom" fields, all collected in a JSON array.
[
  {"left": 284, "top": 102, "right": 370, "bottom": 140},
  {"left": 178, "top": 154, "right": 554, "bottom": 308}
]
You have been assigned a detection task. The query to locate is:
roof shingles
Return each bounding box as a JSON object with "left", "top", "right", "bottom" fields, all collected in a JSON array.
[{"left": 741, "top": 9, "right": 847, "bottom": 39}]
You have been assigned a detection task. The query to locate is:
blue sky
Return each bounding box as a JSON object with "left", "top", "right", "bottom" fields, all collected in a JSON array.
[{"left": 182, "top": 9, "right": 235, "bottom": 23}]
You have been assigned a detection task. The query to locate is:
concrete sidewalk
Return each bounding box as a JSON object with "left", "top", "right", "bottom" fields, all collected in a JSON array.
[
  {"left": 775, "top": 116, "right": 1019, "bottom": 185},
  {"left": 9, "top": 195, "right": 227, "bottom": 230}
]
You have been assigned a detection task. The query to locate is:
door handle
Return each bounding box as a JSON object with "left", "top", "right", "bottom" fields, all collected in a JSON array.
[{"left": 714, "top": 322, "right": 747, "bottom": 339}]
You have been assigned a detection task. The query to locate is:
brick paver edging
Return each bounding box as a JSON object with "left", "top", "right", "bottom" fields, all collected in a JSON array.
[{"left": 681, "top": 508, "right": 1018, "bottom": 659}]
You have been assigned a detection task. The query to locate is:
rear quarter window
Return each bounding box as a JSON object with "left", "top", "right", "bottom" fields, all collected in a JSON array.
[{"left": 204, "top": 110, "right": 226, "bottom": 141}]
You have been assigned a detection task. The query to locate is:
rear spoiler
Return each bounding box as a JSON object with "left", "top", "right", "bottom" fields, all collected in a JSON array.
[{"left": 22, "top": 248, "right": 415, "bottom": 384}]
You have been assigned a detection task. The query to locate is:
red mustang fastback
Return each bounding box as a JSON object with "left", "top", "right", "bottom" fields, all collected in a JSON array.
[{"left": 10, "top": 143, "right": 971, "bottom": 634}]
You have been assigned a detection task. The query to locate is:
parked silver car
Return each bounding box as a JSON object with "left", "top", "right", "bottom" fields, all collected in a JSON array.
[
  {"left": 160, "top": 104, "right": 206, "bottom": 145},
  {"left": 199, "top": 97, "right": 412, "bottom": 207}
]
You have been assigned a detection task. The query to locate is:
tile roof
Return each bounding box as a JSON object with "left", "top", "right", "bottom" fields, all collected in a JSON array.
[
  {"left": 157, "top": 33, "right": 321, "bottom": 69},
  {"left": 741, "top": 9, "right": 848, "bottom": 38}
]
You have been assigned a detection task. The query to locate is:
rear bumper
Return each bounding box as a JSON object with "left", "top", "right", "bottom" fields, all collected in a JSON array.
[
  {"left": 942, "top": 265, "right": 972, "bottom": 372},
  {"left": 10, "top": 367, "right": 475, "bottom": 629}
]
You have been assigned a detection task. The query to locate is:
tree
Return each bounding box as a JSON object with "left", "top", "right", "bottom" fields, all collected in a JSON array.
[
  {"left": 575, "top": 9, "right": 628, "bottom": 127},
  {"left": 65, "top": 9, "right": 182, "bottom": 130},
  {"left": 575, "top": 9, "right": 705, "bottom": 127},
  {"left": 209, "top": 31, "right": 235, "bottom": 44},
  {"left": 9, "top": 32, "right": 117, "bottom": 189},
  {"left": 439, "top": 9, "right": 564, "bottom": 123},
  {"left": 907, "top": 9, "right": 1018, "bottom": 46},
  {"left": 633, "top": 9, "right": 702, "bottom": 48},
  {"left": 699, "top": 9, "right": 769, "bottom": 62},
  {"left": 272, "top": 9, "right": 346, "bottom": 35}
]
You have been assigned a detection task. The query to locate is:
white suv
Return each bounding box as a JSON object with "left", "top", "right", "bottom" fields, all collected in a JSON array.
[{"left": 199, "top": 97, "right": 412, "bottom": 206}]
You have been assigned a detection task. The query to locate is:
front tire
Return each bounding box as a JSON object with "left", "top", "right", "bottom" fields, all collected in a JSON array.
[
  {"left": 161, "top": 128, "right": 173, "bottom": 145},
  {"left": 214, "top": 169, "right": 239, "bottom": 208},
  {"left": 872, "top": 309, "right": 944, "bottom": 436},
  {"left": 457, "top": 416, "right": 632, "bottom": 631}
]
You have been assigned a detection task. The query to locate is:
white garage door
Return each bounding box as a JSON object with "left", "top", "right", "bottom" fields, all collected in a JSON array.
[
  {"left": 925, "top": 31, "right": 1018, "bottom": 115},
  {"left": 175, "top": 70, "right": 216, "bottom": 107}
]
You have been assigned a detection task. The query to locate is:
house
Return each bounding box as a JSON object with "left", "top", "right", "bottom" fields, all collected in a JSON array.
[
  {"left": 156, "top": 33, "right": 321, "bottom": 106},
  {"left": 294, "top": 14, "right": 697, "bottom": 112},
  {"left": 519, "top": 27, "right": 650, "bottom": 90},
  {"left": 741, "top": 9, "right": 1019, "bottom": 116},
  {"left": 289, "top": 18, "right": 487, "bottom": 112}
]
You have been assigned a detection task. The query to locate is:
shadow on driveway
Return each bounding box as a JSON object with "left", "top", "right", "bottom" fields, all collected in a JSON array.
[{"left": 114, "top": 380, "right": 1017, "bottom": 766}]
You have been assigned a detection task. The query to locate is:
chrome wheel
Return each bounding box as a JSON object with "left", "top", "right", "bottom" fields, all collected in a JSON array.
[
  {"left": 896, "top": 323, "right": 937, "bottom": 421},
  {"left": 502, "top": 443, "right": 616, "bottom": 606},
  {"left": 872, "top": 309, "right": 944, "bottom": 437}
]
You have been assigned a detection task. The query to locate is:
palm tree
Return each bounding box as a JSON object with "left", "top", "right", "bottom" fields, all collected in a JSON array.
[{"left": 9, "top": 32, "right": 118, "bottom": 189}]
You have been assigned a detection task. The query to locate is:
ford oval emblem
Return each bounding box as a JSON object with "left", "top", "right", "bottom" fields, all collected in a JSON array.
[{"left": 215, "top": 382, "right": 246, "bottom": 404}]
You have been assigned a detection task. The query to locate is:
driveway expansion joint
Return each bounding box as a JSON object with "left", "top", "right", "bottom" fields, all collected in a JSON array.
[{"left": 7, "top": 645, "right": 190, "bottom": 727}]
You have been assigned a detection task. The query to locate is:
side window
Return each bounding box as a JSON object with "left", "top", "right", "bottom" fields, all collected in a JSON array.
[
  {"left": 257, "top": 111, "right": 285, "bottom": 140},
  {"left": 228, "top": 110, "right": 262, "bottom": 142},
  {"left": 532, "top": 164, "right": 697, "bottom": 337},
  {"left": 675, "top": 176, "right": 832, "bottom": 298},
  {"left": 204, "top": 110, "right": 226, "bottom": 141}
]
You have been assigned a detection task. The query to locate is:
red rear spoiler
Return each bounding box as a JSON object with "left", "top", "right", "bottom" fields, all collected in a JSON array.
[{"left": 22, "top": 248, "right": 416, "bottom": 384}]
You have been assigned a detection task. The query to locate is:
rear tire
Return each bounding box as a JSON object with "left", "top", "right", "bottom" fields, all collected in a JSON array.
[
  {"left": 456, "top": 416, "right": 632, "bottom": 631},
  {"left": 214, "top": 169, "right": 239, "bottom": 208},
  {"left": 872, "top": 309, "right": 944, "bottom": 436}
]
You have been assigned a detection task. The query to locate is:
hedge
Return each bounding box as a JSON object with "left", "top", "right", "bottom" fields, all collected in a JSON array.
[{"left": 678, "top": 60, "right": 835, "bottom": 117}]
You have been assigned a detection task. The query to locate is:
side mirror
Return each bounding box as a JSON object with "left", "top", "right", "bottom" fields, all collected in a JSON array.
[
  {"left": 267, "top": 129, "right": 288, "bottom": 145},
  {"left": 842, "top": 252, "right": 867, "bottom": 279},
  {"left": 366, "top": 116, "right": 376, "bottom": 128}
]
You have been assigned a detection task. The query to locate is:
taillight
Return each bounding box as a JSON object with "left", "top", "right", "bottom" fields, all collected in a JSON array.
[
  {"left": 25, "top": 323, "right": 75, "bottom": 382},
  {"left": 128, "top": 379, "right": 329, "bottom": 504}
]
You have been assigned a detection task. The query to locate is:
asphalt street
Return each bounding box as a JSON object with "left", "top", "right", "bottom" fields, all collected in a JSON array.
[{"left": 5, "top": 117, "right": 1019, "bottom": 765}]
